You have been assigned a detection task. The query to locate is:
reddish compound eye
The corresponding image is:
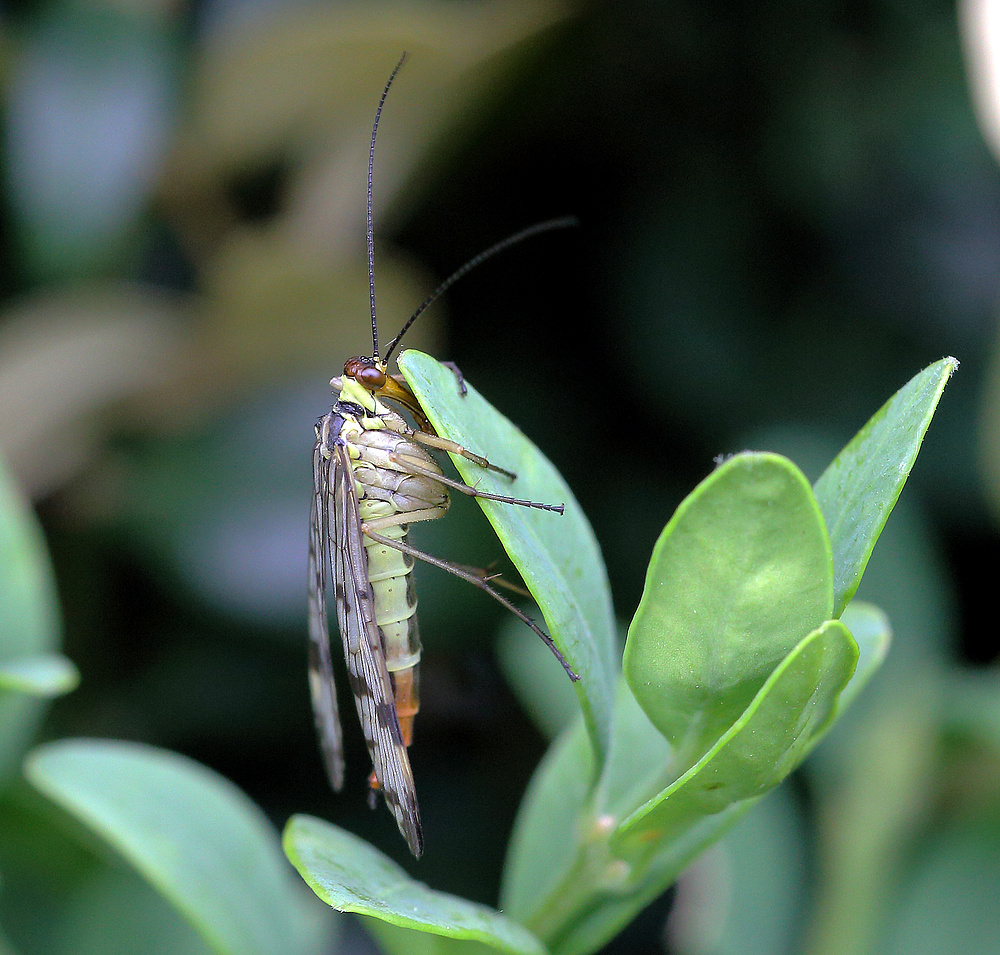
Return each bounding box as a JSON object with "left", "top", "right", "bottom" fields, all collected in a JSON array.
[
  {"left": 343, "top": 357, "right": 387, "bottom": 391},
  {"left": 358, "top": 365, "right": 386, "bottom": 389}
]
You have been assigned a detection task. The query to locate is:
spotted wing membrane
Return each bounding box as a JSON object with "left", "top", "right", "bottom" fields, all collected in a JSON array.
[
  {"left": 308, "top": 420, "right": 423, "bottom": 857},
  {"left": 307, "top": 435, "right": 345, "bottom": 791}
]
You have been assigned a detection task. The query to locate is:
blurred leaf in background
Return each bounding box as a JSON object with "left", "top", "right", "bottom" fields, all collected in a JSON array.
[
  {"left": 5, "top": 5, "right": 179, "bottom": 282},
  {"left": 0, "top": 451, "right": 73, "bottom": 785}
]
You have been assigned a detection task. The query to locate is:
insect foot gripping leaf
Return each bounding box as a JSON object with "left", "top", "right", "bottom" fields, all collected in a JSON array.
[{"left": 498, "top": 360, "right": 954, "bottom": 955}]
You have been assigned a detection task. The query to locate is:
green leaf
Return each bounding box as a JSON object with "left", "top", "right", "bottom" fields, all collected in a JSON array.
[
  {"left": 617, "top": 620, "right": 857, "bottom": 852},
  {"left": 0, "top": 451, "right": 64, "bottom": 784},
  {"left": 0, "top": 653, "right": 79, "bottom": 697},
  {"left": 399, "top": 350, "right": 616, "bottom": 765},
  {"left": 0, "top": 455, "right": 60, "bottom": 659},
  {"left": 28, "top": 865, "right": 217, "bottom": 955},
  {"left": 508, "top": 457, "right": 865, "bottom": 955},
  {"left": 814, "top": 356, "right": 958, "bottom": 617},
  {"left": 829, "top": 601, "right": 891, "bottom": 718},
  {"left": 527, "top": 623, "right": 858, "bottom": 955},
  {"left": 622, "top": 452, "right": 833, "bottom": 762},
  {"left": 500, "top": 708, "right": 600, "bottom": 928},
  {"left": 496, "top": 616, "right": 584, "bottom": 741},
  {"left": 25, "top": 740, "right": 331, "bottom": 955},
  {"left": 283, "top": 814, "right": 547, "bottom": 955}
]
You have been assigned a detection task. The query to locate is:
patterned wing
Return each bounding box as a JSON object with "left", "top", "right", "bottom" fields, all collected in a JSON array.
[
  {"left": 307, "top": 434, "right": 345, "bottom": 790},
  {"left": 331, "top": 439, "right": 423, "bottom": 857}
]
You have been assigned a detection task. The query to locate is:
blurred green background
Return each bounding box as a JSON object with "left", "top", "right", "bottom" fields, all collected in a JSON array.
[{"left": 1, "top": 0, "right": 999, "bottom": 953}]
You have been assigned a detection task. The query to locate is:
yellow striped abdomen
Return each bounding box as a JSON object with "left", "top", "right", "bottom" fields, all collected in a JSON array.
[{"left": 351, "top": 418, "right": 448, "bottom": 746}]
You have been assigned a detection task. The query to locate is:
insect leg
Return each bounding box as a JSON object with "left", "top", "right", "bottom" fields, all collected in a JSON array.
[
  {"left": 405, "top": 429, "right": 516, "bottom": 480},
  {"left": 362, "top": 506, "right": 533, "bottom": 596},
  {"left": 441, "top": 361, "right": 467, "bottom": 396},
  {"left": 390, "top": 452, "right": 564, "bottom": 512},
  {"left": 361, "top": 524, "right": 579, "bottom": 682},
  {"left": 452, "top": 561, "right": 531, "bottom": 597},
  {"left": 361, "top": 504, "right": 448, "bottom": 531}
]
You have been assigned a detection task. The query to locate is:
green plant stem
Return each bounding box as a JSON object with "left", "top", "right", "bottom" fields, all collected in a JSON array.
[
  {"left": 518, "top": 811, "right": 635, "bottom": 950},
  {"left": 523, "top": 850, "right": 611, "bottom": 946}
]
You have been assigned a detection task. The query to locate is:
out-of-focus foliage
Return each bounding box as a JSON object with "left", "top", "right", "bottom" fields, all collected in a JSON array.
[
  {"left": 0, "top": 451, "right": 73, "bottom": 784},
  {"left": 0, "top": 0, "right": 997, "bottom": 952},
  {"left": 26, "top": 739, "right": 332, "bottom": 955}
]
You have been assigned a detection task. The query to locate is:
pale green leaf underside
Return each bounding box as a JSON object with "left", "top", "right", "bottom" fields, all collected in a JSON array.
[
  {"left": 26, "top": 739, "right": 330, "bottom": 955},
  {"left": 284, "top": 815, "right": 546, "bottom": 955},
  {"left": 399, "top": 349, "right": 616, "bottom": 766}
]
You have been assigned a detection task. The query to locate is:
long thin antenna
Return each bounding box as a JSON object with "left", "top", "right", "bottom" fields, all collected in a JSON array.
[
  {"left": 382, "top": 216, "right": 579, "bottom": 362},
  {"left": 369, "top": 52, "right": 407, "bottom": 360}
]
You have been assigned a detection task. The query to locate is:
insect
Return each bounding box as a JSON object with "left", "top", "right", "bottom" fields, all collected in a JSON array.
[{"left": 307, "top": 54, "right": 578, "bottom": 857}]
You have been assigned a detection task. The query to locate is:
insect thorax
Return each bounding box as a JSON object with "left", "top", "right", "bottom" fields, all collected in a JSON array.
[{"left": 333, "top": 378, "right": 450, "bottom": 517}]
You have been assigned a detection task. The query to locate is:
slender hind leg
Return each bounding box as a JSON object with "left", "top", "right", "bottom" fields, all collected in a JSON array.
[{"left": 360, "top": 521, "right": 578, "bottom": 681}]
